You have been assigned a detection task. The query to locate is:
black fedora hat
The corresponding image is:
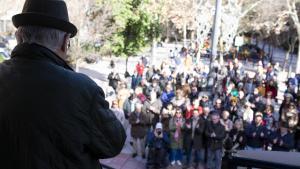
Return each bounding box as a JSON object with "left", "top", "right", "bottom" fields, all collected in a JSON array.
[{"left": 12, "top": 0, "right": 77, "bottom": 38}]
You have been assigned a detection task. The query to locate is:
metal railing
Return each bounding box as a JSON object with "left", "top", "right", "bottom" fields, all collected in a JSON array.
[{"left": 222, "top": 151, "right": 300, "bottom": 169}]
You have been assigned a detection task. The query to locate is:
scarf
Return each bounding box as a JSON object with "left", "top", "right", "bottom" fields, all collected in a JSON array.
[{"left": 174, "top": 117, "right": 182, "bottom": 142}]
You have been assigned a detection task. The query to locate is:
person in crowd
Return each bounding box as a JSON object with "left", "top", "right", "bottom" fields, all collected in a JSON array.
[
  {"left": 108, "top": 71, "right": 121, "bottom": 91},
  {"left": 145, "top": 65, "right": 155, "bottom": 82},
  {"left": 186, "top": 98, "right": 203, "bottom": 120},
  {"left": 220, "top": 110, "right": 233, "bottom": 133},
  {"left": 213, "top": 99, "right": 224, "bottom": 115},
  {"left": 257, "top": 81, "right": 266, "bottom": 97},
  {"left": 229, "top": 118, "right": 246, "bottom": 150},
  {"left": 123, "top": 91, "right": 140, "bottom": 118},
  {"left": 184, "top": 108, "right": 206, "bottom": 168},
  {"left": 190, "top": 82, "right": 200, "bottom": 101},
  {"left": 271, "top": 122, "right": 294, "bottom": 152},
  {"left": 205, "top": 112, "right": 226, "bottom": 169},
  {"left": 136, "top": 60, "right": 145, "bottom": 78},
  {"left": 200, "top": 94, "right": 210, "bottom": 108},
  {"left": 263, "top": 91, "right": 276, "bottom": 106},
  {"left": 161, "top": 103, "right": 175, "bottom": 132},
  {"left": 252, "top": 90, "right": 266, "bottom": 113},
  {"left": 146, "top": 123, "right": 170, "bottom": 169},
  {"left": 265, "top": 79, "right": 278, "bottom": 99},
  {"left": 279, "top": 93, "right": 293, "bottom": 120},
  {"left": 129, "top": 103, "right": 148, "bottom": 158},
  {"left": 172, "top": 88, "right": 190, "bottom": 112},
  {"left": 243, "top": 101, "right": 254, "bottom": 126},
  {"left": 111, "top": 100, "right": 126, "bottom": 127},
  {"left": 244, "top": 75, "right": 255, "bottom": 96},
  {"left": 144, "top": 90, "right": 163, "bottom": 129},
  {"left": 169, "top": 108, "right": 185, "bottom": 166},
  {"left": 245, "top": 112, "right": 267, "bottom": 150},
  {"left": 161, "top": 84, "right": 175, "bottom": 107},
  {"left": 202, "top": 106, "right": 211, "bottom": 120},
  {"left": 147, "top": 78, "right": 162, "bottom": 97},
  {"left": 226, "top": 97, "right": 239, "bottom": 121},
  {"left": 281, "top": 103, "right": 299, "bottom": 130},
  {"left": 135, "top": 86, "right": 147, "bottom": 104},
  {"left": 117, "top": 81, "right": 131, "bottom": 109},
  {"left": 263, "top": 105, "right": 276, "bottom": 129},
  {"left": 160, "top": 70, "right": 171, "bottom": 90},
  {"left": 132, "top": 70, "right": 141, "bottom": 90}
]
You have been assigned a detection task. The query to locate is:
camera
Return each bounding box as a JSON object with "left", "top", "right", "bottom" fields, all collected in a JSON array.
[{"left": 157, "top": 131, "right": 162, "bottom": 136}]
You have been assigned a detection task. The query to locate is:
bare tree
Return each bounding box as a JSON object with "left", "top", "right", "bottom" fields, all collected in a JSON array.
[{"left": 286, "top": 0, "right": 300, "bottom": 73}]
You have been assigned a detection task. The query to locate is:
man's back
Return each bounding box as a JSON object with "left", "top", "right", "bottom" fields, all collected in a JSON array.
[{"left": 0, "top": 43, "right": 126, "bottom": 169}]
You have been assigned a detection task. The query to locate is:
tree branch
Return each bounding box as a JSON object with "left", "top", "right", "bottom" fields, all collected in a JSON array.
[{"left": 240, "top": 0, "right": 264, "bottom": 18}]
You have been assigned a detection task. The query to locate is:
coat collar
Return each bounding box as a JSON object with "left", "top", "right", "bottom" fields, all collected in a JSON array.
[{"left": 11, "top": 42, "right": 73, "bottom": 71}]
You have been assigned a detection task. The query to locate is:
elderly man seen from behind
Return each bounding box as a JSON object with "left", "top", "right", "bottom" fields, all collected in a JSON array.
[{"left": 0, "top": 1, "right": 126, "bottom": 169}]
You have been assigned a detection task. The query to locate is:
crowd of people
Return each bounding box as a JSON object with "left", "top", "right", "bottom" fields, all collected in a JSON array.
[{"left": 107, "top": 47, "right": 300, "bottom": 169}]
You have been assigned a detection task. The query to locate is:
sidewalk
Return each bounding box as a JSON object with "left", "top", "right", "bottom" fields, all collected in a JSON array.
[
  {"left": 100, "top": 153, "right": 145, "bottom": 169},
  {"left": 100, "top": 153, "right": 185, "bottom": 169}
]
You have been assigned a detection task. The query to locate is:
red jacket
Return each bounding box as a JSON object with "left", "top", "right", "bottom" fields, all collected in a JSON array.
[
  {"left": 136, "top": 63, "right": 144, "bottom": 76},
  {"left": 265, "top": 84, "right": 277, "bottom": 99},
  {"left": 186, "top": 105, "right": 203, "bottom": 119}
]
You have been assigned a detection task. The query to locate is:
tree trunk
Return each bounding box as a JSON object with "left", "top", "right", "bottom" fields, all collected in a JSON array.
[
  {"left": 151, "top": 39, "right": 156, "bottom": 65},
  {"left": 284, "top": 44, "right": 291, "bottom": 71},
  {"left": 296, "top": 39, "right": 300, "bottom": 73},
  {"left": 165, "top": 21, "right": 169, "bottom": 43},
  {"left": 191, "top": 31, "right": 195, "bottom": 41},
  {"left": 219, "top": 35, "right": 224, "bottom": 66},
  {"left": 183, "top": 21, "right": 187, "bottom": 47},
  {"left": 262, "top": 40, "right": 266, "bottom": 51}
]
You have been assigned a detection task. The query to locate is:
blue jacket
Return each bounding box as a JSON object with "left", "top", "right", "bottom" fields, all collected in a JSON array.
[
  {"left": 271, "top": 131, "right": 294, "bottom": 152},
  {"left": 161, "top": 91, "right": 175, "bottom": 107},
  {"left": 146, "top": 131, "right": 170, "bottom": 149}
]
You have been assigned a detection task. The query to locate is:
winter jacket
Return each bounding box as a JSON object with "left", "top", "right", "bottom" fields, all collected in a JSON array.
[
  {"left": 229, "top": 129, "right": 246, "bottom": 150},
  {"left": 161, "top": 91, "right": 175, "bottom": 107},
  {"left": 271, "top": 131, "right": 294, "bottom": 152},
  {"left": 169, "top": 117, "right": 185, "bottom": 149},
  {"left": 205, "top": 121, "right": 226, "bottom": 150},
  {"left": 129, "top": 112, "right": 148, "bottom": 139},
  {"left": 0, "top": 43, "right": 126, "bottom": 169},
  {"left": 245, "top": 123, "right": 267, "bottom": 148},
  {"left": 184, "top": 117, "right": 206, "bottom": 150},
  {"left": 143, "top": 99, "right": 163, "bottom": 127}
]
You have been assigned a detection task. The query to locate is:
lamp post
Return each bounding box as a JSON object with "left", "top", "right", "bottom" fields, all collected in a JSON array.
[{"left": 210, "top": 0, "right": 222, "bottom": 70}]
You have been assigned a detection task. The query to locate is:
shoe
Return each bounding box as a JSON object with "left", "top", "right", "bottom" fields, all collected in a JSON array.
[
  {"left": 176, "top": 160, "right": 182, "bottom": 166},
  {"left": 171, "top": 161, "right": 176, "bottom": 165},
  {"left": 132, "top": 153, "right": 137, "bottom": 158}
]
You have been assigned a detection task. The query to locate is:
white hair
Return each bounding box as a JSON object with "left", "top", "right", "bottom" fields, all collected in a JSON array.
[{"left": 15, "top": 26, "right": 66, "bottom": 51}]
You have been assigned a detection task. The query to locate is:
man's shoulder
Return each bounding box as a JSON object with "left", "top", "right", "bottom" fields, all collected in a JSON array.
[{"left": 62, "top": 70, "right": 104, "bottom": 95}]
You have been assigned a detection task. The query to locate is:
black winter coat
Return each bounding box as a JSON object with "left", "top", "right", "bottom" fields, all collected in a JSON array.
[
  {"left": 205, "top": 121, "right": 226, "bottom": 150},
  {"left": 0, "top": 43, "right": 126, "bottom": 169},
  {"left": 245, "top": 123, "right": 267, "bottom": 148},
  {"left": 183, "top": 117, "right": 206, "bottom": 150}
]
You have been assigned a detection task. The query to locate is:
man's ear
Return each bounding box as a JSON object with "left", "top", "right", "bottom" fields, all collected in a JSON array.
[
  {"left": 15, "top": 31, "right": 23, "bottom": 44},
  {"left": 61, "top": 33, "right": 71, "bottom": 53}
]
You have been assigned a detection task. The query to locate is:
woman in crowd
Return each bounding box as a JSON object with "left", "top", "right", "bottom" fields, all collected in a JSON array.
[
  {"left": 169, "top": 107, "right": 185, "bottom": 166},
  {"left": 229, "top": 118, "right": 246, "bottom": 150}
]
